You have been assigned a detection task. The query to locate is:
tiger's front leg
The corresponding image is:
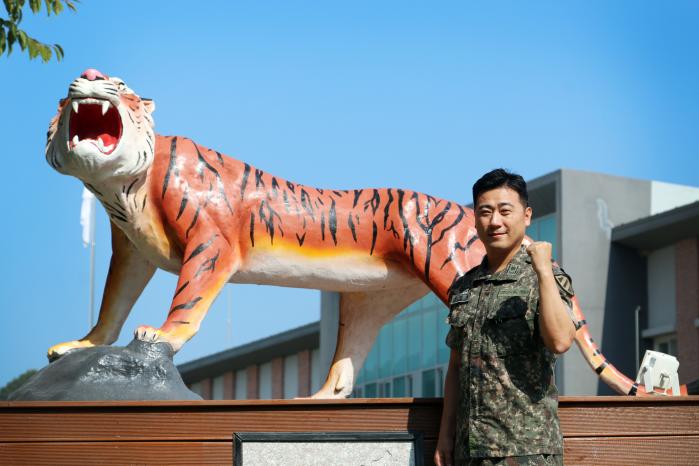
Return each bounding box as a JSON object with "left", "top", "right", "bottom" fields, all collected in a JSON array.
[
  {"left": 135, "top": 230, "right": 238, "bottom": 352},
  {"left": 48, "top": 223, "right": 156, "bottom": 361}
]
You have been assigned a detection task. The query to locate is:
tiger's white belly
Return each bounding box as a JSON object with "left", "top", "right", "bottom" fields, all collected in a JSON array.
[{"left": 232, "top": 248, "right": 420, "bottom": 292}]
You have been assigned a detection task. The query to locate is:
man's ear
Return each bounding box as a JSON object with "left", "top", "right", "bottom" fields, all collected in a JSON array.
[
  {"left": 524, "top": 206, "right": 532, "bottom": 226},
  {"left": 142, "top": 98, "right": 156, "bottom": 114}
]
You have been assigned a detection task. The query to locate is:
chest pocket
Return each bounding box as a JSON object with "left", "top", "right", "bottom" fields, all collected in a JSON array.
[
  {"left": 487, "top": 289, "right": 537, "bottom": 356},
  {"left": 447, "top": 290, "right": 474, "bottom": 328}
]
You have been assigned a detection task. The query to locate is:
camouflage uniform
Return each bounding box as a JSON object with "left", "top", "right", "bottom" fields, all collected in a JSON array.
[{"left": 445, "top": 245, "right": 575, "bottom": 465}]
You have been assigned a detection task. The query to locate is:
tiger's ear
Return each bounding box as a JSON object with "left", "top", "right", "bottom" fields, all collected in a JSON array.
[{"left": 142, "top": 98, "right": 156, "bottom": 114}]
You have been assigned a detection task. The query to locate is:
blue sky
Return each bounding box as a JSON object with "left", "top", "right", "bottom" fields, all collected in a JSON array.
[{"left": 1, "top": 1, "right": 698, "bottom": 387}]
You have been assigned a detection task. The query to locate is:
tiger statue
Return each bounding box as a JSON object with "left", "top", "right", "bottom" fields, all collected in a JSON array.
[{"left": 45, "top": 69, "right": 674, "bottom": 398}]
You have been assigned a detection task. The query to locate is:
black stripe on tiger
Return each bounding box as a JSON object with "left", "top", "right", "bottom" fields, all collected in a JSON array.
[
  {"left": 176, "top": 185, "right": 189, "bottom": 221},
  {"left": 193, "top": 142, "right": 234, "bottom": 215},
  {"left": 162, "top": 137, "right": 178, "bottom": 199},
  {"left": 348, "top": 213, "right": 357, "bottom": 242},
  {"left": 370, "top": 221, "right": 378, "bottom": 255},
  {"left": 194, "top": 250, "right": 220, "bottom": 279},
  {"left": 184, "top": 235, "right": 218, "bottom": 264},
  {"left": 174, "top": 281, "right": 189, "bottom": 298},
  {"left": 329, "top": 199, "right": 338, "bottom": 245},
  {"left": 185, "top": 204, "right": 202, "bottom": 239},
  {"left": 595, "top": 360, "right": 609, "bottom": 374},
  {"left": 240, "top": 163, "right": 251, "bottom": 199},
  {"left": 169, "top": 296, "right": 203, "bottom": 315}
]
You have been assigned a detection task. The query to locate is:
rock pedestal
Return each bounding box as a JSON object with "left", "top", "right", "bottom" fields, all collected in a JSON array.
[{"left": 9, "top": 339, "right": 201, "bottom": 401}]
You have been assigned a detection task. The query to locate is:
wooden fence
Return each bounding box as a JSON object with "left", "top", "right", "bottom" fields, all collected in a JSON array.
[{"left": 1, "top": 396, "right": 697, "bottom": 465}]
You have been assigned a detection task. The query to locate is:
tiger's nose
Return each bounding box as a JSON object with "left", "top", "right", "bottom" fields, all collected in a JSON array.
[{"left": 81, "top": 68, "right": 106, "bottom": 81}]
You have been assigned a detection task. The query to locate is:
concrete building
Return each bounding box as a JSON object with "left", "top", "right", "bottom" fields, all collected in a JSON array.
[{"left": 179, "top": 169, "right": 699, "bottom": 398}]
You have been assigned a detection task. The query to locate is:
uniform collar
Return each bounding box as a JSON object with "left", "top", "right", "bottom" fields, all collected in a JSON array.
[{"left": 474, "top": 244, "right": 531, "bottom": 283}]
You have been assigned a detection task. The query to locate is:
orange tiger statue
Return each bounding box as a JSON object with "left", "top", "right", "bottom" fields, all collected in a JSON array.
[{"left": 45, "top": 69, "right": 683, "bottom": 398}]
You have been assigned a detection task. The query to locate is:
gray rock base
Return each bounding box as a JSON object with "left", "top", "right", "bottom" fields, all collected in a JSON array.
[{"left": 9, "top": 339, "right": 202, "bottom": 401}]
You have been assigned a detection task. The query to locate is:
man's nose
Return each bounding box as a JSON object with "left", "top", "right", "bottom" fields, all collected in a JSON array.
[{"left": 490, "top": 211, "right": 503, "bottom": 226}]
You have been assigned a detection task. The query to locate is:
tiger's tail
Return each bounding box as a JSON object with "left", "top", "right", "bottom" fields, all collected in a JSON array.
[{"left": 571, "top": 296, "right": 688, "bottom": 396}]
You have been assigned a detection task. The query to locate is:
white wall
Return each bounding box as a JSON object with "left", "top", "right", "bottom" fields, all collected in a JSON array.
[{"left": 651, "top": 181, "right": 699, "bottom": 215}]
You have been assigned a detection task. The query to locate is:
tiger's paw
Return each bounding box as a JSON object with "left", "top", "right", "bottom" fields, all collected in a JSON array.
[
  {"left": 134, "top": 325, "right": 184, "bottom": 352},
  {"left": 47, "top": 339, "right": 96, "bottom": 362},
  {"left": 310, "top": 358, "right": 354, "bottom": 399}
]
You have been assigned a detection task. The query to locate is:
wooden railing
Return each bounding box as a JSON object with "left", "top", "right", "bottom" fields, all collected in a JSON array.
[{"left": 1, "top": 396, "right": 697, "bottom": 465}]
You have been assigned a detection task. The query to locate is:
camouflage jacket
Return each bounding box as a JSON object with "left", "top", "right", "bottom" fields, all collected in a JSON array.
[{"left": 445, "top": 245, "right": 575, "bottom": 458}]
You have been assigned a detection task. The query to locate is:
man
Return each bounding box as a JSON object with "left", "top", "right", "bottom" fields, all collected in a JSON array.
[{"left": 435, "top": 169, "right": 576, "bottom": 466}]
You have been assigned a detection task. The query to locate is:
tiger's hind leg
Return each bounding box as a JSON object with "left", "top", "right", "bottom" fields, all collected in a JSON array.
[{"left": 311, "top": 282, "right": 430, "bottom": 399}]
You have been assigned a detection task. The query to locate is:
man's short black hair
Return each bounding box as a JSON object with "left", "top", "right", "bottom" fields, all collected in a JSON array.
[{"left": 472, "top": 168, "right": 529, "bottom": 207}]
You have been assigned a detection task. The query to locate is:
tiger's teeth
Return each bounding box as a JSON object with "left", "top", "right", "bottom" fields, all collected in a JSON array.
[
  {"left": 72, "top": 101, "right": 79, "bottom": 114},
  {"left": 101, "top": 101, "right": 110, "bottom": 116},
  {"left": 103, "top": 143, "right": 114, "bottom": 152},
  {"left": 72, "top": 135, "right": 80, "bottom": 146},
  {"left": 96, "top": 137, "right": 105, "bottom": 151}
]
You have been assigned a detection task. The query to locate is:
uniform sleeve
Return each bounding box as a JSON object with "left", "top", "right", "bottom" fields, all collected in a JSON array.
[{"left": 553, "top": 267, "right": 576, "bottom": 321}]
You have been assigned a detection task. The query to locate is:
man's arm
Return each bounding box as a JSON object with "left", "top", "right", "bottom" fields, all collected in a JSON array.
[
  {"left": 435, "top": 348, "right": 460, "bottom": 466},
  {"left": 527, "top": 241, "right": 576, "bottom": 354}
]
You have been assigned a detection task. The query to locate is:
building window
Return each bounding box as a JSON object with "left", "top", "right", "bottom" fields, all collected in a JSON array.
[
  {"left": 212, "top": 375, "right": 224, "bottom": 400},
  {"left": 653, "top": 334, "right": 678, "bottom": 357},
  {"left": 527, "top": 214, "right": 558, "bottom": 260},
  {"left": 311, "top": 348, "right": 321, "bottom": 394},
  {"left": 189, "top": 381, "right": 202, "bottom": 397},
  {"left": 259, "top": 362, "right": 272, "bottom": 399},
  {"left": 284, "top": 354, "right": 299, "bottom": 399},
  {"left": 235, "top": 369, "right": 247, "bottom": 400}
]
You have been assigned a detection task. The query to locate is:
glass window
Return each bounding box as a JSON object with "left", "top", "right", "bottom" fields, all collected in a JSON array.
[
  {"left": 527, "top": 214, "right": 558, "bottom": 260},
  {"left": 235, "top": 369, "right": 247, "bottom": 400},
  {"left": 311, "top": 348, "right": 321, "bottom": 394},
  {"left": 654, "top": 334, "right": 678, "bottom": 357},
  {"left": 438, "top": 308, "right": 451, "bottom": 364},
  {"left": 365, "top": 339, "right": 379, "bottom": 381},
  {"left": 212, "top": 375, "right": 224, "bottom": 400},
  {"left": 379, "top": 323, "right": 393, "bottom": 378},
  {"left": 381, "top": 381, "right": 391, "bottom": 398},
  {"left": 189, "top": 381, "right": 202, "bottom": 397},
  {"left": 422, "top": 368, "right": 436, "bottom": 397},
  {"left": 364, "top": 382, "right": 377, "bottom": 398},
  {"left": 393, "top": 376, "right": 406, "bottom": 397},
  {"left": 283, "top": 354, "right": 298, "bottom": 399},
  {"left": 422, "top": 309, "right": 438, "bottom": 368},
  {"left": 392, "top": 318, "right": 408, "bottom": 375},
  {"left": 259, "top": 362, "right": 272, "bottom": 399},
  {"left": 407, "top": 313, "right": 422, "bottom": 371}
]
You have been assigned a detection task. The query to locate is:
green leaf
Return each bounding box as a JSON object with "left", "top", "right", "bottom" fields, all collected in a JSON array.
[
  {"left": 27, "top": 38, "right": 37, "bottom": 58},
  {"left": 17, "top": 29, "right": 27, "bottom": 50},
  {"left": 52, "top": 42, "right": 63, "bottom": 60},
  {"left": 0, "top": 27, "right": 6, "bottom": 55},
  {"left": 29, "top": 0, "right": 40, "bottom": 13},
  {"left": 6, "top": 25, "right": 15, "bottom": 55},
  {"left": 38, "top": 42, "right": 50, "bottom": 62}
]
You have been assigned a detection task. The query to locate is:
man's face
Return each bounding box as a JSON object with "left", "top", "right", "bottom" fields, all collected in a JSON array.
[{"left": 474, "top": 186, "right": 532, "bottom": 254}]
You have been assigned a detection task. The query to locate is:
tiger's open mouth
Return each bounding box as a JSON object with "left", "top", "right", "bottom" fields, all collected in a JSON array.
[{"left": 68, "top": 98, "right": 122, "bottom": 155}]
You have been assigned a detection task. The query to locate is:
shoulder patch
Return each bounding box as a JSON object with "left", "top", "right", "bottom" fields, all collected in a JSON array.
[{"left": 553, "top": 268, "right": 575, "bottom": 297}]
